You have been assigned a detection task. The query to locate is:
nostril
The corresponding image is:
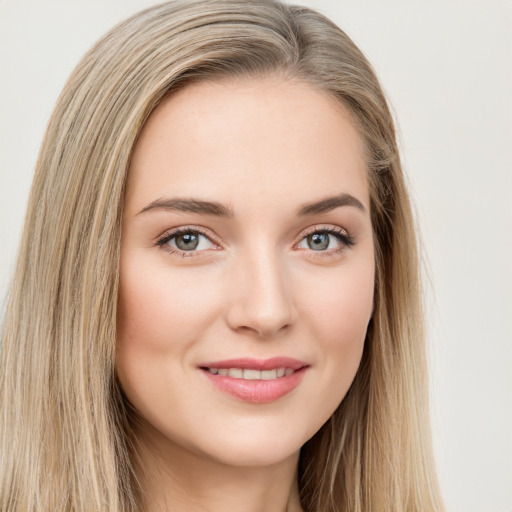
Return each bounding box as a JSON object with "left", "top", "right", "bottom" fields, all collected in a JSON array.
[{"left": 238, "top": 322, "right": 291, "bottom": 339}]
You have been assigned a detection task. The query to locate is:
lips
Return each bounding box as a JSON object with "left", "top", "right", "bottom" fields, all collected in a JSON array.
[
  {"left": 199, "top": 357, "right": 309, "bottom": 403},
  {"left": 206, "top": 367, "right": 294, "bottom": 380}
]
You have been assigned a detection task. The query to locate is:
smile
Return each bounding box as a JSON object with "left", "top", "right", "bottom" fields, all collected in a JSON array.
[
  {"left": 199, "top": 357, "right": 309, "bottom": 403},
  {"left": 205, "top": 367, "right": 294, "bottom": 379}
]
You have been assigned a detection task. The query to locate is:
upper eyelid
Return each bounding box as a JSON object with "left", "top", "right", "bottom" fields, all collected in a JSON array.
[
  {"left": 296, "top": 224, "right": 353, "bottom": 245},
  {"left": 156, "top": 228, "right": 218, "bottom": 258},
  {"left": 156, "top": 225, "right": 218, "bottom": 244},
  {"left": 157, "top": 224, "right": 352, "bottom": 250},
  {"left": 300, "top": 224, "right": 349, "bottom": 237}
]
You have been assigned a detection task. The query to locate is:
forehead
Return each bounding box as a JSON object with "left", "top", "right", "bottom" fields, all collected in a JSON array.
[{"left": 126, "top": 77, "right": 368, "bottom": 216}]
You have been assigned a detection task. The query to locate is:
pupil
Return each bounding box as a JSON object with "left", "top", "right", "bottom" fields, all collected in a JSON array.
[
  {"left": 308, "top": 233, "right": 329, "bottom": 251},
  {"left": 176, "top": 233, "right": 199, "bottom": 250}
]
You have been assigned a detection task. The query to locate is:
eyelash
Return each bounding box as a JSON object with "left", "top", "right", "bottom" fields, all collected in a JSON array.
[
  {"left": 156, "top": 227, "right": 218, "bottom": 258},
  {"left": 156, "top": 225, "right": 355, "bottom": 259},
  {"left": 299, "top": 225, "right": 355, "bottom": 259}
]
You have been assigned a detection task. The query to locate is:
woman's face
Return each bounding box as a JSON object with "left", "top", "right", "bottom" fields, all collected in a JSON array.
[{"left": 116, "top": 77, "right": 374, "bottom": 468}]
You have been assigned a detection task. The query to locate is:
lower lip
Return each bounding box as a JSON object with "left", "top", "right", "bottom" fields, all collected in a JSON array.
[{"left": 201, "top": 367, "right": 308, "bottom": 403}]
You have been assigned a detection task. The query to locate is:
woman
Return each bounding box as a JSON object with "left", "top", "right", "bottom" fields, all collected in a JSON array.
[{"left": 0, "top": 0, "right": 445, "bottom": 510}]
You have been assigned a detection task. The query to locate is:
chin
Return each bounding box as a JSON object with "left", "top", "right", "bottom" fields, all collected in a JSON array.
[
  {"left": 199, "top": 439, "right": 302, "bottom": 468},
  {"left": 182, "top": 415, "right": 324, "bottom": 469}
]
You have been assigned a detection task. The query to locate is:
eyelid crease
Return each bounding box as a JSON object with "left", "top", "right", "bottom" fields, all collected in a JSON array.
[
  {"left": 300, "top": 224, "right": 350, "bottom": 238},
  {"left": 155, "top": 225, "right": 218, "bottom": 245},
  {"left": 298, "top": 223, "right": 354, "bottom": 241}
]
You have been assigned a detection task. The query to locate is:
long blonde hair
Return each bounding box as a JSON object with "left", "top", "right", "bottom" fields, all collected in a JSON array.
[{"left": 0, "top": 1, "right": 444, "bottom": 510}]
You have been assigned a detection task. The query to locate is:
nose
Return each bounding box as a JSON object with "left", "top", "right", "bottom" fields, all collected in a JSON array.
[{"left": 225, "top": 249, "right": 297, "bottom": 339}]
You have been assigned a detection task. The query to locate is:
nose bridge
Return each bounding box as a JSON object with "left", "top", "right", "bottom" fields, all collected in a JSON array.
[{"left": 226, "top": 242, "right": 296, "bottom": 338}]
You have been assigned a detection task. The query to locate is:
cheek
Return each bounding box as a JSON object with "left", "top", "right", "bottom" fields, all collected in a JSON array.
[
  {"left": 300, "top": 258, "right": 374, "bottom": 405},
  {"left": 116, "top": 257, "right": 221, "bottom": 353},
  {"left": 115, "top": 255, "right": 230, "bottom": 407},
  {"left": 303, "top": 256, "right": 374, "bottom": 341},
  {"left": 115, "top": 257, "right": 222, "bottom": 423}
]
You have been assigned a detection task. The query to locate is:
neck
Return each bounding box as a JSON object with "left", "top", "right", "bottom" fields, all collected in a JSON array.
[{"left": 132, "top": 421, "right": 304, "bottom": 512}]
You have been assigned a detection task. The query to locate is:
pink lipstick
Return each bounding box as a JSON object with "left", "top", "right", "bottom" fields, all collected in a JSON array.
[{"left": 199, "top": 357, "right": 308, "bottom": 403}]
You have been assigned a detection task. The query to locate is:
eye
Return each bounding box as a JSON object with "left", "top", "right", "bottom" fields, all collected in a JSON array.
[
  {"left": 296, "top": 227, "right": 354, "bottom": 253},
  {"left": 157, "top": 228, "right": 218, "bottom": 256}
]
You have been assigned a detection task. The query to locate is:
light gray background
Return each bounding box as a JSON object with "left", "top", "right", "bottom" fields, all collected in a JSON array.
[{"left": 1, "top": 1, "right": 511, "bottom": 511}]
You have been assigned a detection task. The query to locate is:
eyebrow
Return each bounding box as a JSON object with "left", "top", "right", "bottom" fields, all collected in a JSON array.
[
  {"left": 296, "top": 193, "right": 366, "bottom": 216},
  {"left": 138, "top": 198, "right": 234, "bottom": 217},
  {"left": 137, "top": 192, "right": 366, "bottom": 217}
]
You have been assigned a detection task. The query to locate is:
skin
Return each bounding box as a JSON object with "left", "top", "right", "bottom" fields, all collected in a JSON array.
[{"left": 116, "top": 77, "right": 375, "bottom": 512}]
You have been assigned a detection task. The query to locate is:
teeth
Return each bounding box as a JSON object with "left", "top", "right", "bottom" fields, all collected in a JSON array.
[
  {"left": 261, "top": 369, "right": 277, "bottom": 380},
  {"left": 243, "top": 369, "right": 261, "bottom": 380},
  {"left": 228, "top": 368, "right": 243, "bottom": 378},
  {"left": 207, "top": 366, "right": 294, "bottom": 380}
]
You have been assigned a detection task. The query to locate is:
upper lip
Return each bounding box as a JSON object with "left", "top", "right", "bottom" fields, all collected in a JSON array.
[{"left": 199, "top": 357, "right": 308, "bottom": 371}]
